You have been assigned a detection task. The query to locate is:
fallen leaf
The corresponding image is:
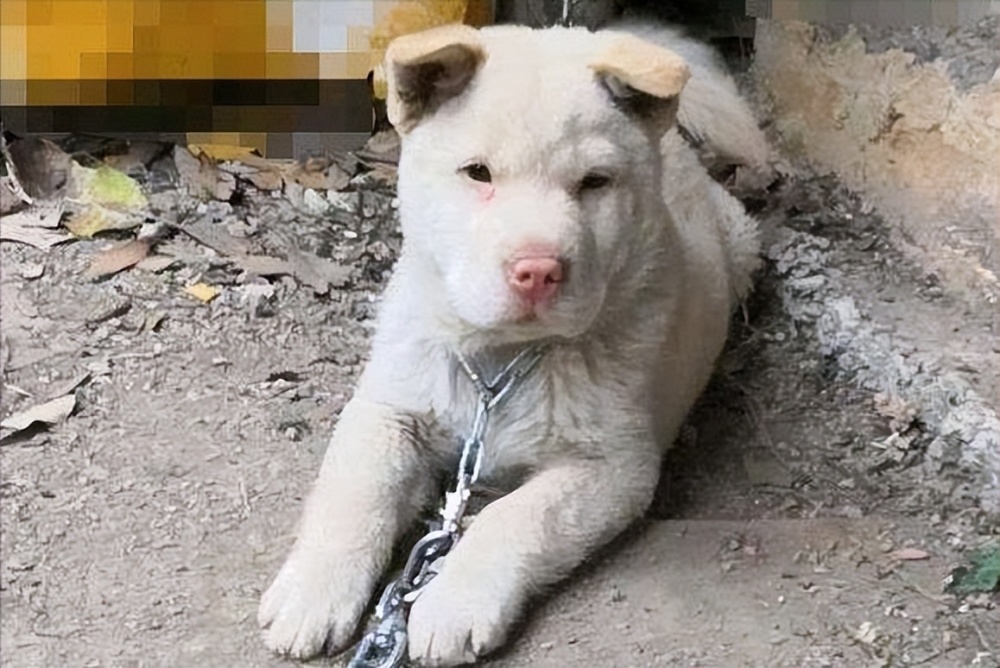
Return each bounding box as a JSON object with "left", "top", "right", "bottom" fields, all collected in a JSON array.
[
  {"left": 944, "top": 543, "right": 1000, "bottom": 596},
  {"left": 64, "top": 204, "right": 141, "bottom": 238},
  {"left": 174, "top": 146, "right": 236, "bottom": 201},
  {"left": 233, "top": 254, "right": 294, "bottom": 277},
  {"left": 1, "top": 394, "right": 76, "bottom": 432},
  {"left": 69, "top": 163, "right": 147, "bottom": 211},
  {"left": 288, "top": 248, "right": 351, "bottom": 294},
  {"left": 889, "top": 548, "right": 930, "bottom": 561},
  {"left": 285, "top": 155, "right": 351, "bottom": 191},
  {"left": 0, "top": 177, "right": 27, "bottom": 215},
  {"left": 188, "top": 143, "right": 262, "bottom": 162},
  {"left": 184, "top": 282, "right": 220, "bottom": 303},
  {"left": 86, "top": 239, "right": 151, "bottom": 278},
  {"left": 178, "top": 218, "right": 253, "bottom": 257},
  {"left": 3, "top": 137, "right": 72, "bottom": 200},
  {"left": 17, "top": 202, "right": 65, "bottom": 228},
  {"left": 234, "top": 250, "right": 350, "bottom": 294},
  {"left": 142, "top": 311, "right": 167, "bottom": 332},
  {"left": 246, "top": 168, "right": 284, "bottom": 191},
  {"left": 45, "top": 373, "right": 91, "bottom": 401},
  {"left": 0, "top": 211, "right": 73, "bottom": 248},
  {"left": 135, "top": 255, "right": 178, "bottom": 273}
]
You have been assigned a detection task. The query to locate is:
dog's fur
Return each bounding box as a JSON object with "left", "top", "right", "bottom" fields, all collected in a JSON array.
[{"left": 259, "top": 21, "right": 766, "bottom": 666}]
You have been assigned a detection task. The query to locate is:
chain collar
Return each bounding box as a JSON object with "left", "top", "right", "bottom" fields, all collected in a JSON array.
[{"left": 348, "top": 342, "right": 549, "bottom": 668}]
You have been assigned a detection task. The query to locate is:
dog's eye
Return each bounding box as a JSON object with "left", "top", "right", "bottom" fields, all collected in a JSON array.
[
  {"left": 578, "top": 173, "right": 612, "bottom": 192},
  {"left": 461, "top": 163, "right": 492, "bottom": 183}
]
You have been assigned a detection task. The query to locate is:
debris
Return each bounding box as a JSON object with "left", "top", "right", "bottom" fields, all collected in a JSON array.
[
  {"left": 135, "top": 255, "right": 179, "bottom": 273},
  {"left": 68, "top": 162, "right": 147, "bottom": 211},
  {"left": 944, "top": 543, "right": 1000, "bottom": 596},
  {"left": 174, "top": 146, "right": 236, "bottom": 201},
  {"left": 142, "top": 311, "right": 167, "bottom": 332},
  {"left": 6, "top": 202, "right": 64, "bottom": 228},
  {"left": 234, "top": 249, "right": 350, "bottom": 295},
  {"left": 356, "top": 128, "right": 401, "bottom": 165},
  {"left": 86, "top": 297, "right": 132, "bottom": 324},
  {"left": 177, "top": 217, "right": 253, "bottom": 257},
  {"left": 1, "top": 394, "right": 76, "bottom": 433},
  {"left": 85, "top": 239, "right": 152, "bottom": 278},
  {"left": 0, "top": 207, "right": 72, "bottom": 248},
  {"left": 285, "top": 154, "right": 351, "bottom": 191},
  {"left": 45, "top": 372, "right": 92, "bottom": 401},
  {"left": 873, "top": 392, "right": 919, "bottom": 432},
  {"left": 19, "top": 262, "right": 45, "bottom": 280},
  {"left": 184, "top": 282, "right": 220, "bottom": 303},
  {"left": 889, "top": 548, "right": 930, "bottom": 562},
  {"left": 853, "top": 621, "right": 880, "bottom": 646},
  {"left": 63, "top": 204, "right": 142, "bottom": 238},
  {"left": 187, "top": 144, "right": 262, "bottom": 163},
  {"left": 2, "top": 135, "right": 72, "bottom": 200},
  {"left": 0, "top": 176, "right": 27, "bottom": 215}
]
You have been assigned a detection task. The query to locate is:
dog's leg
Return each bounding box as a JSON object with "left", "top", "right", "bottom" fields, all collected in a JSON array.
[
  {"left": 259, "top": 397, "right": 435, "bottom": 658},
  {"left": 407, "top": 451, "right": 659, "bottom": 666}
]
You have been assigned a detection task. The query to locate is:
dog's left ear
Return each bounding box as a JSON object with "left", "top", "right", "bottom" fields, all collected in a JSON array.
[
  {"left": 589, "top": 34, "right": 691, "bottom": 136},
  {"left": 385, "top": 24, "right": 487, "bottom": 134}
]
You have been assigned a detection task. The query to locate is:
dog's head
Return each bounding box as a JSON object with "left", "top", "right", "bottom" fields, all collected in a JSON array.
[{"left": 386, "top": 24, "right": 689, "bottom": 346}]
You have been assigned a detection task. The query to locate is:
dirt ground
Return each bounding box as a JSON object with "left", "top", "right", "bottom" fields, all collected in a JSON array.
[{"left": 1, "top": 133, "right": 997, "bottom": 668}]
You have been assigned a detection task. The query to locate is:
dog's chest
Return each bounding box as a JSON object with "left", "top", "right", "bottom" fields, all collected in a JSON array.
[{"left": 424, "top": 361, "right": 554, "bottom": 477}]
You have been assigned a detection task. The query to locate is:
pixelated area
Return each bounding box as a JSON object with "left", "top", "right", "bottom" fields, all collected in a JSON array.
[
  {"left": 0, "top": 1, "right": 488, "bottom": 156},
  {"left": 746, "top": 0, "right": 1000, "bottom": 25},
  {"left": 3, "top": 1, "right": 992, "bottom": 157}
]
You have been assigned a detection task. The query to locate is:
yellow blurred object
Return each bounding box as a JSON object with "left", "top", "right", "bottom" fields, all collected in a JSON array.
[{"left": 184, "top": 283, "right": 221, "bottom": 303}]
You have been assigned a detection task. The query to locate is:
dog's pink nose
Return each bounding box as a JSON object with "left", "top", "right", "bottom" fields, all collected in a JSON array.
[{"left": 507, "top": 256, "right": 564, "bottom": 305}]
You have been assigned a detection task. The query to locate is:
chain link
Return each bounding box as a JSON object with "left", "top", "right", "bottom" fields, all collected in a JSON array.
[{"left": 348, "top": 344, "right": 548, "bottom": 668}]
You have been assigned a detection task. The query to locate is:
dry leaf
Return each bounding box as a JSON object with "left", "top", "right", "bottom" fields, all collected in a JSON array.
[
  {"left": 13, "top": 202, "right": 65, "bottom": 228},
  {"left": 234, "top": 255, "right": 294, "bottom": 277},
  {"left": 285, "top": 155, "right": 351, "bottom": 191},
  {"left": 135, "top": 255, "right": 178, "bottom": 273},
  {"left": 69, "top": 163, "right": 147, "bottom": 211},
  {"left": 142, "top": 311, "right": 167, "bottom": 332},
  {"left": 1, "top": 394, "right": 76, "bottom": 432},
  {"left": 64, "top": 205, "right": 141, "bottom": 238},
  {"left": 179, "top": 218, "right": 252, "bottom": 257},
  {"left": 45, "top": 373, "right": 91, "bottom": 401},
  {"left": 246, "top": 168, "right": 284, "bottom": 191},
  {"left": 86, "top": 239, "right": 151, "bottom": 278},
  {"left": 0, "top": 210, "right": 72, "bottom": 248},
  {"left": 234, "top": 251, "right": 350, "bottom": 294},
  {"left": 4, "top": 137, "right": 73, "bottom": 200},
  {"left": 174, "top": 146, "right": 236, "bottom": 201},
  {"left": 188, "top": 143, "right": 262, "bottom": 162},
  {"left": 889, "top": 548, "right": 930, "bottom": 561},
  {"left": 184, "top": 282, "right": 220, "bottom": 303}
]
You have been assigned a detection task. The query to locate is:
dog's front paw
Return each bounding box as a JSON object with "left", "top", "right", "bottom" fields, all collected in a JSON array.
[
  {"left": 407, "top": 566, "right": 523, "bottom": 667},
  {"left": 258, "top": 547, "right": 375, "bottom": 659}
]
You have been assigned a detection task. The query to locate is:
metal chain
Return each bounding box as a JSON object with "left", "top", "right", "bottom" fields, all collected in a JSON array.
[{"left": 348, "top": 344, "right": 549, "bottom": 668}]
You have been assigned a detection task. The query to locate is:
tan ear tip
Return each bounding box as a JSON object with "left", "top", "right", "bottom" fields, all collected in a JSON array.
[{"left": 386, "top": 23, "right": 485, "bottom": 66}]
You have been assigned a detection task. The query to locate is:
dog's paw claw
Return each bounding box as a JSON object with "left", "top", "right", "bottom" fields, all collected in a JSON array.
[{"left": 258, "top": 550, "right": 374, "bottom": 659}]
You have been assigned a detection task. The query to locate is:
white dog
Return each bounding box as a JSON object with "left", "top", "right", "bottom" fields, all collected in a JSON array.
[{"left": 259, "top": 21, "right": 766, "bottom": 666}]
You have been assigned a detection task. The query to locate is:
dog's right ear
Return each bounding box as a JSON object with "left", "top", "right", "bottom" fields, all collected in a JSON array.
[{"left": 385, "top": 24, "right": 486, "bottom": 134}]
